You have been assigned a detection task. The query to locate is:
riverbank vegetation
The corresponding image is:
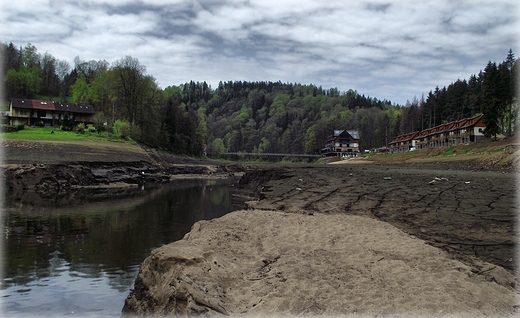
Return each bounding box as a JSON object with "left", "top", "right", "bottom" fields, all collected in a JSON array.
[
  {"left": 0, "top": 125, "right": 125, "bottom": 143},
  {"left": 2, "top": 42, "right": 518, "bottom": 156}
]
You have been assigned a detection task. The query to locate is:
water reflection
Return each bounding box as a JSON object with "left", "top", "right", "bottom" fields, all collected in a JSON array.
[{"left": 1, "top": 180, "right": 237, "bottom": 317}]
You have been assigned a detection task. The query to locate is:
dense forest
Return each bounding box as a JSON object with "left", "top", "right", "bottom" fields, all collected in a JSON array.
[{"left": 2, "top": 42, "right": 518, "bottom": 155}]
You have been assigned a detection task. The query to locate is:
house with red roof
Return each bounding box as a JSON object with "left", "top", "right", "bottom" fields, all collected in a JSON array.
[
  {"left": 8, "top": 98, "right": 95, "bottom": 127},
  {"left": 389, "top": 114, "right": 486, "bottom": 153},
  {"left": 388, "top": 131, "right": 420, "bottom": 153}
]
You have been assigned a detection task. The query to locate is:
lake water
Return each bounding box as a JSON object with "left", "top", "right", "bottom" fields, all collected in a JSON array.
[{"left": 1, "top": 180, "right": 238, "bottom": 317}]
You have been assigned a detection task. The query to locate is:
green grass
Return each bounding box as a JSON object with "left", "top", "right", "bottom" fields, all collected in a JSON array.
[
  {"left": 442, "top": 147, "right": 456, "bottom": 156},
  {"left": 1, "top": 126, "right": 124, "bottom": 143}
]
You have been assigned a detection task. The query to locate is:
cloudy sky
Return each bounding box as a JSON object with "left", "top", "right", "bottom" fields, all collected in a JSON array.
[{"left": 2, "top": 0, "right": 519, "bottom": 104}]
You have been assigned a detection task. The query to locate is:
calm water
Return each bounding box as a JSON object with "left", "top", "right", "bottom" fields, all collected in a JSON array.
[{"left": 1, "top": 180, "right": 238, "bottom": 317}]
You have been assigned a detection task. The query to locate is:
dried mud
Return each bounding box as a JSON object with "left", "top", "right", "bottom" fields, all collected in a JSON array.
[{"left": 240, "top": 164, "right": 518, "bottom": 272}]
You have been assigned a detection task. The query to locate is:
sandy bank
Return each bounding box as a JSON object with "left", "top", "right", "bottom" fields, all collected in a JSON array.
[{"left": 123, "top": 209, "right": 518, "bottom": 317}]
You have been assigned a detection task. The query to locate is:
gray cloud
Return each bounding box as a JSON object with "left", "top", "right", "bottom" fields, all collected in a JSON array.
[{"left": 3, "top": 0, "right": 518, "bottom": 104}]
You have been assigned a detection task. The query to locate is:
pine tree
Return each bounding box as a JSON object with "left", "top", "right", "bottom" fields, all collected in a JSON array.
[
  {"left": 503, "top": 49, "right": 516, "bottom": 136},
  {"left": 481, "top": 61, "right": 501, "bottom": 139}
]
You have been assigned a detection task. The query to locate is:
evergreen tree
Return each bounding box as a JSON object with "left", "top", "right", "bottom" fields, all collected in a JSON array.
[
  {"left": 481, "top": 61, "right": 501, "bottom": 139},
  {"left": 503, "top": 49, "right": 516, "bottom": 136}
]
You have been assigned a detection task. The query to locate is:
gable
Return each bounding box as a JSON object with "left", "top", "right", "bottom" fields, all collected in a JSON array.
[{"left": 333, "top": 130, "right": 359, "bottom": 139}]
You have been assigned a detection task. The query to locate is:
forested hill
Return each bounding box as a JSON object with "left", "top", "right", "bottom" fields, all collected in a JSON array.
[
  {"left": 178, "top": 81, "right": 398, "bottom": 154},
  {"left": 2, "top": 42, "right": 518, "bottom": 155}
]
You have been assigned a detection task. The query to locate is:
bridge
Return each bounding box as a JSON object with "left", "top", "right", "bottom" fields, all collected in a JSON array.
[{"left": 217, "top": 152, "right": 322, "bottom": 160}]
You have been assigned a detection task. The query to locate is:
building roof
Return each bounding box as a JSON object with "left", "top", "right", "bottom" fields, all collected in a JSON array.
[
  {"left": 389, "top": 131, "right": 419, "bottom": 145},
  {"left": 391, "top": 114, "right": 484, "bottom": 143},
  {"left": 459, "top": 114, "right": 485, "bottom": 129},
  {"left": 54, "top": 102, "right": 96, "bottom": 114},
  {"left": 10, "top": 98, "right": 33, "bottom": 109},
  {"left": 332, "top": 129, "right": 359, "bottom": 140},
  {"left": 31, "top": 100, "right": 55, "bottom": 111},
  {"left": 346, "top": 130, "right": 360, "bottom": 139},
  {"left": 10, "top": 98, "right": 95, "bottom": 114}
]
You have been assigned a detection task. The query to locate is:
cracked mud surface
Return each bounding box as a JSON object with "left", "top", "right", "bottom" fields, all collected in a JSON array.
[
  {"left": 123, "top": 163, "right": 519, "bottom": 316},
  {"left": 248, "top": 164, "right": 517, "bottom": 272}
]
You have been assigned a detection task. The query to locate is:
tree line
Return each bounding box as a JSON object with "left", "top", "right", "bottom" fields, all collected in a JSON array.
[
  {"left": 2, "top": 42, "right": 517, "bottom": 156},
  {"left": 401, "top": 49, "right": 517, "bottom": 140}
]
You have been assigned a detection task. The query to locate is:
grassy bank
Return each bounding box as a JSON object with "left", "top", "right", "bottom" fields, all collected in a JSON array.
[
  {"left": 0, "top": 126, "right": 126, "bottom": 143},
  {"left": 366, "top": 137, "right": 518, "bottom": 164}
]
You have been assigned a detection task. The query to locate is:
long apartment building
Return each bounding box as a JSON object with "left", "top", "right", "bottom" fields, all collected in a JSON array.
[
  {"left": 8, "top": 98, "right": 95, "bottom": 127},
  {"left": 389, "top": 114, "right": 486, "bottom": 153}
]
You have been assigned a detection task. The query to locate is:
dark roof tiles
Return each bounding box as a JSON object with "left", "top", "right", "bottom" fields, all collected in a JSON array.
[
  {"left": 390, "top": 114, "right": 484, "bottom": 143},
  {"left": 10, "top": 98, "right": 32, "bottom": 109},
  {"left": 54, "top": 102, "right": 95, "bottom": 114},
  {"left": 10, "top": 98, "right": 95, "bottom": 114},
  {"left": 31, "top": 100, "right": 55, "bottom": 111},
  {"left": 331, "top": 130, "right": 360, "bottom": 140}
]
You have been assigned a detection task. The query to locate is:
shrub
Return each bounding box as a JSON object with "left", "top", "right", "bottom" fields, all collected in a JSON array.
[
  {"left": 113, "top": 119, "right": 123, "bottom": 136},
  {"left": 77, "top": 123, "right": 85, "bottom": 134},
  {"left": 113, "top": 120, "right": 132, "bottom": 139},
  {"left": 87, "top": 124, "right": 96, "bottom": 133},
  {"left": 1, "top": 124, "right": 25, "bottom": 132},
  {"left": 120, "top": 123, "right": 142, "bottom": 141},
  {"left": 35, "top": 120, "right": 44, "bottom": 127}
]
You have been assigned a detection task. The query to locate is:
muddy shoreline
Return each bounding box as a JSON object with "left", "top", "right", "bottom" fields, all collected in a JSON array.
[
  {"left": 237, "top": 164, "right": 517, "bottom": 272},
  {"left": 3, "top": 141, "right": 517, "bottom": 270},
  {"left": 2, "top": 161, "right": 246, "bottom": 208},
  {"left": 122, "top": 162, "right": 519, "bottom": 316},
  {"left": 3, "top": 139, "right": 519, "bottom": 316}
]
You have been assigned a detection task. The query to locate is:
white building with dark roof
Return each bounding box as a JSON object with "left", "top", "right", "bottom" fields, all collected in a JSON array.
[
  {"left": 322, "top": 129, "right": 360, "bottom": 157},
  {"left": 8, "top": 98, "right": 95, "bottom": 127}
]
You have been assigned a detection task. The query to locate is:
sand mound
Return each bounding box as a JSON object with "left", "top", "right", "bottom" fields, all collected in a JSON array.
[{"left": 123, "top": 210, "right": 518, "bottom": 317}]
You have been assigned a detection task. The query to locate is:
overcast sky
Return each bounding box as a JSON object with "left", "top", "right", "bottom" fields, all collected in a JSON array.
[{"left": 2, "top": 0, "right": 519, "bottom": 105}]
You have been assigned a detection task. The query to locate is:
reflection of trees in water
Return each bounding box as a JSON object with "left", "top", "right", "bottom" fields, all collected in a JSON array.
[
  {"left": 5, "top": 186, "right": 146, "bottom": 210},
  {"left": 3, "top": 181, "right": 235, "bottom": 292}
]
